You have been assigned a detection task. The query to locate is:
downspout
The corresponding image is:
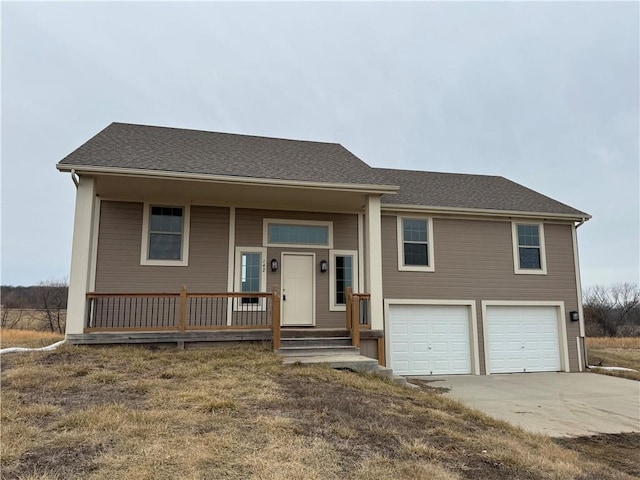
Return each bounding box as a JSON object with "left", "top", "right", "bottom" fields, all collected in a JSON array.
[
  {"left": 573, "top": 216, "right": 589, "bottom": 369},
  {"left": 70, "top": 169, "right": 79, "bottom": 188}
]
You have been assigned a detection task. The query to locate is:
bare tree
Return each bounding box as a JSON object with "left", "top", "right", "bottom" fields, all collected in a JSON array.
[
  {"left": 36, "top": 278, "right": 68, "bottom": 333},
  {"left": 583, "top": 283, "right": 640, "bottom": 337},
  {"left": 1, "top": 290, "right": 26, "bottom": 329},
  {"left": 1, "top": 306, "right": 24, "bottom": 329}
]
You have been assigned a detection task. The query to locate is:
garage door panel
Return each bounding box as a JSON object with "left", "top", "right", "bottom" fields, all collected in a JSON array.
[
  {"left": 413, "top": 342, "right": 429, "bottom": 353},
  {"left": 391, "top": 342, "right": 409, "bottom": 354},
  {"left": 389, "top": 304, "right": 472, "bottom": 376},
  {"left": 391, "top": 323, "right": 409, "bottom": 335},
  {"left": 486, "top": 305, "right": 561, "bottom": 374},
  {"left": 411, "top": 324, "right": 428, "bottom": 334}
]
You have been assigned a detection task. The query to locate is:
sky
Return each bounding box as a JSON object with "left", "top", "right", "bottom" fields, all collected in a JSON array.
[{"left": 1, "top": 1, "right": 638, "bottom": 289}]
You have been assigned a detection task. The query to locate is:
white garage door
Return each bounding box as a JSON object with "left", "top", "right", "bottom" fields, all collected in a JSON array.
[
  {"left": 485, "top": 305, "right": 561, "bottom": 374},
  {"left": 389, "top": 304, "right": 472, "bottom": 375}
]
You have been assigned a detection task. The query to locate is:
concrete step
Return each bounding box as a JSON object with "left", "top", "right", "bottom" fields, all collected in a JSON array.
[
  {"left": 376, "top": 366, "right": 394, "bottom": 378},
  {"left": 280, "top": 337, "right": 352, "bottom": 348},
  {"left": 276, "top": 345, "right": 360, "bottom": 357},
  {"left": 277, "top": 347, "right": 419, "bottom": 389},
  {"left": 282, "top": 354, "right": 380, "bottom": 373}
]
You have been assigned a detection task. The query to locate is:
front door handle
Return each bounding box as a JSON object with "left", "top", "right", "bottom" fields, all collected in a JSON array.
[{"left": 283, "top": 294, "right": 286, "bottom": 301}]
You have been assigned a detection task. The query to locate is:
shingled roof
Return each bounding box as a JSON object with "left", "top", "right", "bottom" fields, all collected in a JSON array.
[
  {"left": 57, "top": 123, "right": 388, "bottom": 187},
  {"left": 58, "top": 123, "right": 588, "bottom": 218},
  {"left": 376, "top": 168, "right": 588, "bottom": 217}
]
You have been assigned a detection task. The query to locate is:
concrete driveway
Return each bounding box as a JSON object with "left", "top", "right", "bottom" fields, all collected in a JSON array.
[{"left": 416, "top": 372, "right": 639, "bottom": 437}]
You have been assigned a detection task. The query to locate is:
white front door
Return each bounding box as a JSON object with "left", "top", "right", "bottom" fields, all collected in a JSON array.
[{"left": 281, "top": 253, "right": 315, "bottom": 326}]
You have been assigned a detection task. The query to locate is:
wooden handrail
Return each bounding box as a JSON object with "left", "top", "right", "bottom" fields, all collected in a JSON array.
[
  {"left": 85, "top": 288, "right": 277, "bottom": 334},
  {"left": 86, "top": 292, "right": 272, "bottom": 299},
  {"left": 345, "top": 287, "right": 353, "bottom": 331},
  {"left": 271, "top": 286, "right": 281, "bottom": 350},
  {"left": 350, "top": 292, "right": 360, "bottom": 348}
]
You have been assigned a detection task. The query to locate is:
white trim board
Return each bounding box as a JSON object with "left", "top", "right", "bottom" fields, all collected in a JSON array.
[{"left": 226, "top": 207, "right": 236, "bottom": 326}]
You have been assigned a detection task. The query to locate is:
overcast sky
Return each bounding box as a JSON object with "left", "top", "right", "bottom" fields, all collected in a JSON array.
[{"left": 1, "top": 1, "right": 638, "bottom": 289}]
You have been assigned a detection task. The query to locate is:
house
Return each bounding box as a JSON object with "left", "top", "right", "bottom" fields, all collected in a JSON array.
[{"left": 57, "top": 122, "right": 591, "bottom": 375}]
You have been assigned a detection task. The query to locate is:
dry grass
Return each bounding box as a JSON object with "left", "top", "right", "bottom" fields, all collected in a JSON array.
[
  {"left": 1, "top": 308, "right": 65, "bottom": 332},
  {"left": 586, "top": 337, "right": 640, "bottom": 349},
  {"left": 1, "top": 344, "right": 637, "bottom": 480},
  {"left": 0, "top": 329, "right": 65, "bottom": 349},
  {"left": 586, "top": 337, "right": 640, "bottom": 381}
]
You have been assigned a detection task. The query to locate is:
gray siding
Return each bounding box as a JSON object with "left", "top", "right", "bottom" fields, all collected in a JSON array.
[
  {"left": 95, "top": 201, "right": 230, "bottom": 293},
  {"left": 236, "top": 209, "right": 358, "bottom": 328},
  {"left": 382, "top": 216, "right": 580, "bottom": 372}
]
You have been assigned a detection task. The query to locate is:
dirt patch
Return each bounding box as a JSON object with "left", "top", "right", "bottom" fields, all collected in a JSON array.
[
  {"left": 3, "top": 442, "right": 112, "bottom": 479},
  {"left": 267, "top": 374, "right": 539, "bottom": 480},
  {"left": 406, "top": 377, "right": 451, "bottom": 394},
  {"left": 555, "top": 432, "right": 640, "bottom": 477}
]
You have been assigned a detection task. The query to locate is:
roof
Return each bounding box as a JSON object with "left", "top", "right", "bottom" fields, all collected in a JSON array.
[
  {"left": 376, "top": 168, "right": 589, "bottom": 218},
  {"left": 58, "top": 122, "right": 589, "bottom": 219},
  {"left": 57, "top": 122, "right": 388, "bottom": 188}
]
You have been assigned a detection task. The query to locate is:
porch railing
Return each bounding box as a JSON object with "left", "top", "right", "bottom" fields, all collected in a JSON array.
[
  {"left": 345, "top": 287, "right": 371, "bottom": 348},
  {"left": 85, "top": 286, "right": 281, "bottom": 348}
]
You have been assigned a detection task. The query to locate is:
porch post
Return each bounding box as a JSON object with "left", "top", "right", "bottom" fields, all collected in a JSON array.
[
  {"left": 66, "top": 176, "right": 97, "bottom": 335},
  {"left": 365, "top": 195, "right": 384, "bottom": 330}
]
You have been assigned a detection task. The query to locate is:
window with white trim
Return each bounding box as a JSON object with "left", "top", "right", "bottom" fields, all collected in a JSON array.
[
  {"left": 329, "top": 250, "right": 358, "bottom": 311},
  {"left": 140, "top": 204, "right": 190, "bottom": 266},
  {"left": 396, "top": 216, "right": 435, "bottom": 272},
  {"left": 234, "top": 247, "right": 267, "bottom": 310},
  {"left": 263, "top": 219, "right": 333, "bottom": 248},
  {"left": 512, "top": 222, "right": 547, "bottom": 274}
]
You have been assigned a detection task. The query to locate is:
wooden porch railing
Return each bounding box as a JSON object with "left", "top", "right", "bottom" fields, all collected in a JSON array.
[
  {"left": 85, "top": 286, "right": 281, "bottom": 349},
  {"left": 345, "top": 287, "right": 371, "bottom": 348}
]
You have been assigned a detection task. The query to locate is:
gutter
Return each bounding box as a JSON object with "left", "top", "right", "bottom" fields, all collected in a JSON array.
[
  {"left": 56, "top": 164, "right": 400, "bottom": 195},
  {"left": 382, "top": 203, "right": 592, "bottom": 223}
]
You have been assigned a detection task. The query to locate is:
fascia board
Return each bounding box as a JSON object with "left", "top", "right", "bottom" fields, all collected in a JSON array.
[
  {"left": 381, "top": 203, "right": 591, "bottom": 222},
  {"left": 57, "top": 164, "right": 399, "bottom": 195}
]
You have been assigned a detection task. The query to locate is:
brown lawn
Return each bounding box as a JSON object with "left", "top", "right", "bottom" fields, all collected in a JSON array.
[
  {"left": 586, "top": 337, "right": 640, "bottom": 381},
  {"left": 1, "top": 342, "right": 637, "bottom": 479}
]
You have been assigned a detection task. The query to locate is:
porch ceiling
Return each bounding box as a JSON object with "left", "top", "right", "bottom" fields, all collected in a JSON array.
[{"left": 93, "top": 174, "right": 373, "bottom": 213}]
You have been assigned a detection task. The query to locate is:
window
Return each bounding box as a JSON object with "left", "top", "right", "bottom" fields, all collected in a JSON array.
[
  {"left": 512, "top": 222, "right": 547, "bottom": 274},
  {"left": 264, "top": 219, "right": 333, "bottom": 248},
  {"left": 329, "top": 250, "right": 358, "bottom": 311},
  {"left": 140, "top": 203, "right": 190, "bottom": 266},
  {"left": 396, "top": 216, "right": 435, "bottom": 272},
  {"left": 240, "top": 252, "right": 261, "bottom": 304},
  {"left": 234, "top": 247, "right": 267, "bottom": 309}
]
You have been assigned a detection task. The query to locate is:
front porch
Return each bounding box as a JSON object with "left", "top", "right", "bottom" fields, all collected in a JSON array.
[{"left": 69, "top": 288, "right": 384, "bottom": 364}]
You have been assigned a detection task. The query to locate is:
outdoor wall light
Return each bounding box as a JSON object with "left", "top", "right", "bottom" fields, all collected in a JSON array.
[
  {"left": 569, "top": 311, "right": 579, "bottom": 322},
  {"left": 320, "top": 260, "right": 328, "bottom": 273},
  {"left": 270, "top": 259, "right": 278, "bottom": 272}
]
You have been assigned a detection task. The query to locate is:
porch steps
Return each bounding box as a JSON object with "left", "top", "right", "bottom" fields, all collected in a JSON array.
[
  {"left": 279, "top": 336, "right": 352, "bottom": 349},
  {"left": 276, "top": 336, "right": 418, "bottom": 389}
]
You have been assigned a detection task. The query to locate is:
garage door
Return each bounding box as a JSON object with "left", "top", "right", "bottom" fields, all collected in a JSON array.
[
  {"left": 389, "top": 304, "right": 472, "bottom": 375},
  {"left": 485, "top": 305, "right": 561, "bottom": 374}
]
